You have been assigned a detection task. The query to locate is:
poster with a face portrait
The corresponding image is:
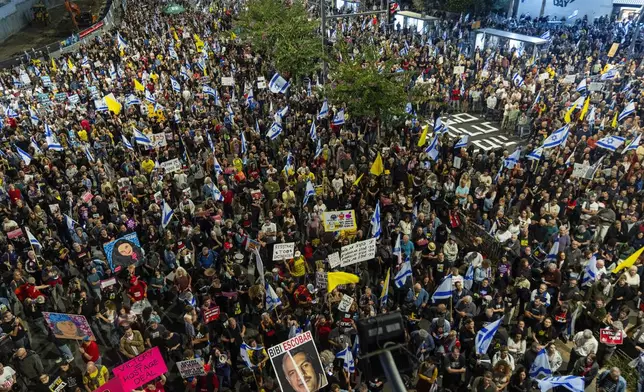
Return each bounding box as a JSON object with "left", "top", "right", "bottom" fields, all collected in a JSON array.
[
  {"left": 42, "top": 312, "right": 96, "bottom": 341},
  {"left": 268, "top": 331, "right": 328, "bottom": 392},
  {"left": 103, "top": 232, "right": 144, "bottom": 271}
]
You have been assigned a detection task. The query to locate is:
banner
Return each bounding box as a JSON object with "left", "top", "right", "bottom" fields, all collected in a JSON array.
[
  {"left": 338, "top": 294, "right": 354, "bottom": 312},
  {"left": 149, "top": 133, "right": 167, "bottom": 149},
  {"left": 113, "top": 347, "right": 167, "bottom": 391},
  {"left": 562, "top": 75, "right": 576, "bottom": 84},
  {"left": 607, "top": 43, "right": 619, "bottom": 57},
  {"left": 92, "top": 378, "right": 125, "bottom": 392},
  {"left": 571, "top": 163, "right": 589, "bottom": 179},
  {"left": 42, "top": 312, "right": 95, "bottom": 341},
  {"left": 221, "top": 76, "right": 235, "bottom": 86},
  {"left": 341, "top": 238, "right": 377, "bottom": 267},
  {"left": 322, "top": 210, "right": 357, "bottom": 232},
  {"left": 328, "top": 252, "right": 341, "bottom": 268},
  {"left": 268, "top": 331, "right": 328, "bottom": 392},
  {"left": 600, "top": 328, "right": 623, "bottom": 345},
  {"left": 453, "top": 66, "right": 465, "bottom": 75},
  {"left": 204, "top": 306, "right": 220, "bottom": 323},
  {"left": 103, "top": 232, "right": 144, "bottom": 271},
  {"left": 177, "top": 358, "right": 206, "bottom": 378},
  {"left": 589, "top": 82, "right": 605, "bottom": 92},
  {"left": 159, "top": 158, "right": 182, "bottom": 173},
  {"left": 273, "top": 242, "right": 295, "bottom": 260}
]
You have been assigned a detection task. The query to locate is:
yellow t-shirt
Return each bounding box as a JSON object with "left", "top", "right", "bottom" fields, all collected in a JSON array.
[
  {"left": 78, "top": 129, "right": 88, "bottom": 142},
  {"left": 83, "top": 365, "right": 109, "bottom": 389},
  {"left": 141, "top": 159, "right": 155, "bottom": 173},
  {"left": 291, "top": 257, "right": 306, "bottom": 277}
]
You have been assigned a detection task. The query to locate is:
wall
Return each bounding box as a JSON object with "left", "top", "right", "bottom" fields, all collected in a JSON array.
[
  {"left": 0, "top": 0, "right": 62, "bottom": 44},
  {"left": 516, "top": 0, "right": 613, "bottom": 21}
]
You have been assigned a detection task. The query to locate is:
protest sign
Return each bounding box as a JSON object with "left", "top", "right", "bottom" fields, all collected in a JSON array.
[
  {"left": 177, "top": 358, "right": 206, "bottom": 378},
  {"left": 268, "top": 331, "right": 328, "bottom": 392},
  {"left": 607, "top": 43, "right": 619, "bottom": 57},
  {"left": 273, "top": 242, "right": 295, "bottom": 260},
  {"left": 245, "top": 238, "right": 261, "bottom": 252},
  {"left": 316, "top": 271, "right": 328, "bottom": 290},
  {"left": 103, "top": 232, "right": 144, "bottom": 271},
  {"left": 562, "top": 75, "right": 576, "bottom": 84},
  {"left": 42, "top": 312, "right": 95, "bottom": 341},
  {"left": 322, "top": 210, "right": 357, "bottom": 232},
  {"left": 55, "top": 92, "right": 67, "bottom": 102},
  {"left": 571, "top": 163, "right": 589, "bottom": 179},
  {"left": 68, "top": 94, "right": 80, "bottom": 104},
  {"left": 328, "top": 252, "right": 341, "bottom": 268},
  {"left": 600, "top": 328, "right": 623, "bottom": 345},
  {"left": 41, "top": 76, "right": 52, "bottom": 87},
  {"left": 471, "top": 21, "right": 481, "bottom": 29},
  {"left": 539, "top": 73, "right": 550, "bottom": 81},
  {"left": 113, "top": 347, "right": 167, "bottom": 391},
  {"left": 100, "top": 277, "right": 117, "bottom": 289},
  {"left": 48, "top": 376, "right": 66, "bottom": 392},
  {"left": 7, "top": 229, "right": 23, "bottom": 239},
  {"left": 340, "top": 238, "right": 377, "bottom": 267},
  {"left": 222, "top": 76, "right": 235, "bottom": 86},
  {"left": 338, "top": 294, "right": 354, "bottom": 312},
  {"left": 453, "top": 66, "right": 465, "bottom": 75},
  {"left": 204, "top": 306, "right": 221, "bottom": 323},
  {"left": 257, "top": 76, "right": 266, "bottom": 89},
  {"left": 589, "top": 82, "right": 604, "bottom": 91},
  {"left": 92, "top": 378, "right": 125, "bottom": 392},
  {"left": 159, "top": 158, "right": 182, "bottom": 173},
  {"left": 149, "top": 133, "right": 167, "bottom": 148}
]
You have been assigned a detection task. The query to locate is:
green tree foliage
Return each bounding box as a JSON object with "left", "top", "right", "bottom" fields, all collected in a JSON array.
[{"left": 236, "top": 0, "right": 322, "bottom": 83}]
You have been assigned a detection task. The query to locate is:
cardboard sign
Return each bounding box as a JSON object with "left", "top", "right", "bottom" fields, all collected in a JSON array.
[
  {"left": 538, "top": 72, "right": 550, "bottom": 81},
  {"left": 562, "top": 74, "right": 576, "bottom": 84},
  {"left": 159, "top": 158, "right": 182, "bottom": 173},
  {"left": 149, "top": 133, "right": 167, "bottom": 148},
  {"left": 589, "top": 82, "right": 605, "bottom": 92},
  {"left": 328, "top": 252, "right": 341, "bottom": 268},
  {"left": 55, "top": 92, "right": 67, "bottom": 102},
  {"left": 7, "top": 229, "right": 23, "bottom": 239},
  {"left": 267, "top": 332, "right": 328, "bottom": 392},
  {"left": 41, "top": 76, "right": 52, "bottom": 87},
  {"left": 100, "top": 277, "right": 117, "bottom": 289},
  {"left": 607, "top": 43, "right": 619, "bottom": 58},
  {"left": 338, "top": 294, "right": 354, "bottom": 312},
  {"left": 221, "top": 76, "right": 235, "bottom": 86},
  {"left": 316, "top": 271, "right": 328, "bottom": 290},
  {"left": 69, "top": 94, "right": 80, "bottom": 104},
  {"left": 453, "top": 66, "right": 465, "bottom": 75},
  {"left": 257, "top": 76, "right": 266, "bottom": 89},
  {"left": 103, "top": 232, "right": 143, "bottom": 271},
  {"left": 322, "top": 210, "right": 357, "bottom": 232},
  {"left": 204, "top": 306, "right": 220, "bottom": 323},
  {"left": 340, "top": 238, "right": 377, "bottom": 267},
  {"left": 272, "top": 242, "right": 295, "bottom": 260},
  {"left": 42, "top": 312, "right": 96, "bottom": 341},
  {"left": 571, "top": 163, "right": 589, "bottom": 178},
  {"left": 600, "top": 328, "right": 623, "bottom": 345},
  {"left": 113, "top": 347, "right": 167, "bottom": 391},
  {"left": 177, "top": 358, "right": 206, "bottom": 378}
]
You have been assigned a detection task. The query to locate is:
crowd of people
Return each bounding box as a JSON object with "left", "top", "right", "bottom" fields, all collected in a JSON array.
[{"left": 0, "top": 0, "right": 642, "bottom": 391}]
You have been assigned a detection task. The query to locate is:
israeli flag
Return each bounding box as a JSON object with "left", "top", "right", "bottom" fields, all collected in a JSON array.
[
  {"left": 371, "top": 201, "right": 382, "bottom": 239},
  {"left": 621, "top": 80, "right": 632, "bottom": 93},
  {"left": 475, "top": 318, "right": 502, "bottom": 355},
  {"left": 433, "top": 117, "right": 447, "bottom": 134},
  {"left": 542, "top": 125, "right": 569, "bottom": 149},
  {"left": 394, "top": 258, "right": 412, "bottom": 288},
  {"left": 512, "top": 72, "right": 525, "bottom": 87},
  {"left": 568, "top": 9, "right": 578, "bottom": 19},
  {"left": 529, "top": 348, "right": 552, "bottom": 379},
  {"left": 168, "top": 46, "right": 179, "bottom": 60},
  {"left": 180, "top": 68, "right": 190, "bottom": 81},
  {"left": 332, "top": 109, "right": 345, "bottom": 126},
  {"left": 30, "top": 137, "right": 42, "bottom": 155},
  {"left": 276, "top": 105, "right": 289, "bottom": 121},
  {"left": 203, "top": 85, "right": 217, "bottom": 99},
  {"left": 314, "top": 138, "right": 323, "bottom": 159},
  {"left": 393, "top": 233, "right": 401, "bottom": 256},
  {"left": 303, "top": 180, "right": 315, "bottom": 205},
  {"left": 527, "top": 147, "right": 543, "bottom": 161},
  {"left": 309, "top": 122, "right": 317, "bottom": 141},
  {"left": 581, "top": 255, "right": 598, "bottom": 286},
  {"left": 26, "top": 228, "right": 42, "bottom": 249},
  {"left": 425, "top": 135, "right": 440, "bottom": 161},
  {"left": 267, "top": 122, "right": 282, "bottom": 140},
  {"left": 451, "top": 134, "right": 468, "bottom": 149},
  {"left": 318, "top": 100, "right": 329, "bottom": 119},
  {"left": 154, "top": 102, "right": 165, "bottom": 112},
  {"left": 133, "top": 128, "right": 152, "bottom": 145},
  {"left": 595, "top": 135, "right": 625, "bottom": 152},
  {"left": 121, "top": 134, "right": 134, "bottom": 151},
  {"left": 546, "top": 241, "right": 559, "bottom": 261},
  {"left": 125, "top": 94, "right": 141, "bottom": 106},
  {"left": 15, "top": 146, "right": 32, "bottom": 165},
  {"left": 536, "top": 376, "right": 584, "bottom": 392},
  {"left": 45, "top": 124, "right": 63, "bottom": 151},
  {"left": 504, "top": 149, "right": 521, "bottom": 169},
  {"left": 588, "top": 106, "right": 596, "bottom": 125},
  {"left": 576, "top": 79, "right": 586, "bottom": 93},
  {"left": 159, "top": 200, "right": 174, "bottom": 228},
  {"left": 170, "top": 77, "right": 181, "bottom": 93},
  {"left": 29, "top": 107, "right": 39, "bottom": 125},
  {"left": 431, "top": 274, "right": 453, "bottom": 301},
  {"left": 246, "top": 89, "right": 254, "bottom": 106},
  {"left": 601, "top": 68, "right": 617, "bottom": 80},
  {"left": 239, "top": 343, "right": 254, "bottom": 368},
  {"left": 399, "top": 46, "right": 409, "bottom": 56},
  {"left": 268, "top": 73, "right": 289, "bottom": 94},
  {"left": 405, "top": 102, "right": 414, "bottom": 115},
  {"left": 63, "top": 214, "right": 77, "bottom": 231},
  {"left": 206, "top": 132, "right": 215, "bottom": 153},
  {"left": 145, "top": 90, "right": 156, "bottom": 105},
  {"left": 336, "top": 347, "right": 355, "bottom": 373},
  {"left": 95, "top": 99, "right": 108, "bottom": 112},
  {"left": 210, "top": 183, "right": 224, "bottom": 201},
  {"left": 463, "top": 264, "right": 474, "bottom": 290},
  {"left": 84, "top": 145, "right": 95, "bottom": 163},
  {"left": 240, "top": 131, "right": 247, "bottom": 155},
  {"left": 81, "top": 56, "right": 89, "bottom": 67},
  {"left": 5, "top": 108, "right": 18, "bottom": 118},
  {"left": 622, "top": 133, "right": 641, "bottom": 153},
  {"left": 117, "top": 32, "right": 128, "bottom": 50},
  {"left": 266, "top": 282, "right": 282, "bottom": 311},
  {"left": 213, "top": 156, "right": 223, "bottom": 175},
  {"left": 255, "top": 119, "right": 261, "bottom": 134},
  {"left": 540, "top": 31, "right": 551, "bottom": 41},
  {"left": 618, "top": 101, "right": 636, "bottom": 122}
]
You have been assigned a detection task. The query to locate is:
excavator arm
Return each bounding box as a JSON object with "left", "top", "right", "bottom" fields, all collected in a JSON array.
[{"left": 64, "top": 0, "right": 81, "bottom": 28}]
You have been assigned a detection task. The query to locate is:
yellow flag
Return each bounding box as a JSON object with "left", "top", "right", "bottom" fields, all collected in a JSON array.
[
  {"left": 103, "top": 94, "right": 122, "bottom": 115},
  {"left": 172, "top": 30, "right": 180, "bottom": 42},
  {"left": 352, "top": 173, "right": 364, "bottom": 187},
  {"left": 612, "top": 245, "right": 644, "bottom": 273},
  {"left": 417, "top": 125, "right": 429, "bottom": 147},
  {"left": 370, "top": 152, "right": 384, "bottom": 176},
  {"left": 230, "top": 31, "right": 237, "bottom": 40},
  {"left": 193, "top": 34, "right": 204, "bottom": 52},
  {"left": 67, "top": 58, "right": 75, "bottom": 71},
  {"left": 611, "top": 111, "right": 618, "bottom": 128},
  {"left": 328, "top": 272, "right": 360, "bottom": 291},
  {"left": 564, "top": 103, "right": 576, "bottom": 124},
  {"left": 133, "top": 79, "right": 145, "bottom": 92},
  {"left": 51, "top": 58, "right": 58, "bottom": 72},
  {"left": 601, "top": 64, "right": 611, "bottom": 74},
  {"left": 380, "top": 268, "right": 390, "bottom": 302},
  {"left": 579, "top": 97, "right": 590, "bottom": 120}
]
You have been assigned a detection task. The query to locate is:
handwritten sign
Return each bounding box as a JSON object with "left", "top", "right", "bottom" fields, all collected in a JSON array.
[
  {"left": 322, "top": 210, "right": 357, "bottom": 232},
  {"left": 600, "top": 328, "right": 623, "bottom": 345},
  {"left": 562, "top": 74, "right": 576, "bottom": 84},
  {"left": 538, "top": 72, "right": 550, "bottom": 81},
  {"left": 589, "top": 82, "right": 605, "bottom": 92},
  {"left": 7, "top": 229, "right": 23, "bottom": 239},
  {"left": 341, "top": 238, "right": 377, "bottom": 267},
  {"left": 571, "top": 163, "right": 589, "bottom": 179},
  {"left": 338, "top": 294, "right": 354, "bottom": 312},
  {"left": 221, "top": 76, "right": 235, "bottom": 86},
  {"left": 272, "top": 242, "right": 295, "bottom": 260},
  {"left": 453, "top": 66, "right": 465, "bottom": 75},
  {"left": 148, "top": 133, "right": 167, "bottom": 149},
  {"left": 159, "top": 158, "right": 182, "bottom": 173},
  {"left": 316, "top": 271, "right": 328, "bottom": 290},
  {"left": 177, "top": 358, "right": 206, "bottom": 378},
  {"left": 328, "top": 252, "right": 341, "bottom": 268},
  {"left": 113, "top": 347, "right": 167, "bottom": 391},
  {"left": 204, "top": 306, "right": 220, "bottom": 323}
]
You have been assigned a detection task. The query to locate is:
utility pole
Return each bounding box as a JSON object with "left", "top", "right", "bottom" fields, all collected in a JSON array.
[{"left": 628, "top": 6, "right": 644, "bottom": 60}]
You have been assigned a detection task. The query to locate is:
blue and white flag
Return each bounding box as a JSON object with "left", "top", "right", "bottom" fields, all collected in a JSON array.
[
  {"left": 433, "top": 117, "right": 447, "bottom": 134},
  {"left": 425, "top": 135, "right": 440, "bottom": 161},
  {"left": 161, "top": 200, "right": 174, "bottom": 228},
  {"left": 210, "top": 183, "right": 224, "bottom": 201},
  {"left": 239, "top": 343, "right": 256, "bottom": 368},
  {"left": 314, "top": 138, "right": 323, "bottom": 159},
  {"left": 536, "top": 376, "right": 584, "bottom": 392},
  {"left": 540, "top": 31, "right": 551, "bottom": 41},
  {"left": 202, "top": 85, "right": 219, "bottom": 102},
  {"left": 117, "top": 32, "right": 128, "bottom": 50},
  {"left": 527, "top": 147, "right": 543, "bottom": 161},
  {"left": 44, "top": 124, "right": 63, "bottom": 151},
  {"left": 596, "top": 135, "right": 625, "bottom": 151},
  {"left": 29, "top": 107, "right": 39, "bottom": 125},
  {"left": 121, "top": 134, "right": 134, "bottom": 151},
  {"left": 276, "top": 105, "right": 289, "bottom": 121},
  {"left": 568, "top": 9, "right": 578, "bottom": 19},
  {"left": 529, "top": 348, "right": 552, "bottom": 379},
  {"left": 371, "top": 201, "right": 381, "bottom": 239},
  {"left": 576, "top": 79, "right": 586, "bottom": 93},
  {"left": 307, "top": 79, "right": 312, "bottom": 97},
  {"left": 582, "top": 255, "right": 598, "bottom": 286},
  {"left": 240, "top": 131, "right": 247, "bottom": 155},
  {"left": 504, "top": 149, "right": 521, "bottom": 169},
  {"left": 144, "top": 90, "right": 156, "bottom": 105},
  {"left": 133, "top": 128, "right": 152, "bottom": 145},
  {"left": 63, "top": 214, "right": 77, "bottom": 231},
  {"left": 475, "top": 318, "right": 502, "bottom": 355},
  {"left": 268, "top": 73, "right": 289, "bottom": 94},
  {"left": 309, "top": 122, "right": 317, "bottom": 141},
  {"left": 622, "top": 133, "right": 641, "bottom": 153},
  {"left": 546, "top": 241, "right": 559, "bottom": 261},
  {"left": 318, "top": 100, "right": 329, "bottom": 119},
  {"left": 454, "top": 135, "right": 468, "bottom": 149},
  {"left": 393, "top": 233, "right": 401, "bottom": 256},
  {"left": 25, "top": 228, "right": 42, "bottom": 249},
  {"left": 83, "top": 145, "right": 95, "bottom": 162},
  {"left": 463, "top": 264, "right": 474, "bottom": 290},
  {"left": 601, "top": 68, "right": 617, "bottom": 80},
  {"left": 618, "top": 101, "right": 636, "bottom": 122},
  {"left": 170, "top": 77, "right": 181, "bottom": 93},
  {"left": 336, "top": 347, "right": 355, "bottom": 373},
  {"left": 303, "top": 180, "right": 315, "bottom": 205},
  {"left": 512, "top": 72, "right": 524, "bottom": 87},
  {"left": 432, "top": 274, "right": 453, "bottom": 301},
  {"left": 332, "top": 109, "right": 345, "bottom": 126},
  {"left": 15, "top": 146, "right": 32, "bottom": 165},
  {"left": 125, "top": 94, "right": 141, "bottom": 106},
  {"left": 405, "top": 102, "right": 414, "bottom": 115},
  {"left": 5, "top": 108, "right": 18, "bottom": 118},
  {"left": 394, "top": 258, "right": 412, "bottom": 288},
  {"left": 30, "top": 137, "right": 42, "bottom": 155},
  {"left": 266, "top": 282, "right": 282, "bottom": 311},
  {"left": 542, "top": 125, "right": 569, "bottom": 149},
  {"left": 588, "top": 106, "right": 596, "bottom": 125},
  {"left": 267, "top": 122, "right": 283, "bottom": 140},
  {"left": 213, "top": 156, "right": 223, "bottom": 175},
  {"left": 246, "top": 89, "right": 254, "bottom": 106},
  {"left": 168, "top": 46, "right": 179, "bottom": 60}
]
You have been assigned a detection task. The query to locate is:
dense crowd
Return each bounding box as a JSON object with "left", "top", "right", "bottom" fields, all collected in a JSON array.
[{"left": 0, "top": 0, "right": 642, "bottom": 392}]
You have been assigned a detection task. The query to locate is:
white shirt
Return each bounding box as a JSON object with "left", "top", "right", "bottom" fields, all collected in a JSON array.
[
  {"left": 261, "top": 222, "right": 277, "bottom": 242},
  {"left": 572, "top": 332, "right": 598, "bottom": 356},
  {"left": 0, "top": 366, "right": 16, "bottom": 390}
]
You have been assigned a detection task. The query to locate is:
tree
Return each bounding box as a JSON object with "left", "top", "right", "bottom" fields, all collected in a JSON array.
[{"left": 236, "top": 0, "right": 322, "bottom": 83}]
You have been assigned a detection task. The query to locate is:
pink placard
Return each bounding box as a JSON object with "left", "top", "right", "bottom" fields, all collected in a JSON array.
[
  {"left": 112, "top": 347, "right": 167, "bottom": 391},
  {"left": 92, "top": 377, "right": 125, "bottom": 392},
  {"left": 82, "top": 192, "right": 94, "bottom": 203}
]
